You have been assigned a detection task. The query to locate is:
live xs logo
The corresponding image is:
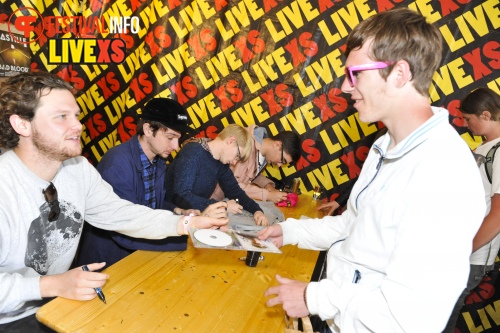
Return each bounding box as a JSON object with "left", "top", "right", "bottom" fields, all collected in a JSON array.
[{"left": 8, "top": 7, "right": 126, "bottom": 64}]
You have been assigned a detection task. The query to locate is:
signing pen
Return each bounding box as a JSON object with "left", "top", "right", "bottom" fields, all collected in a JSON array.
[{"left": 82, "top": 265, "right": 106, "bottom": 304}]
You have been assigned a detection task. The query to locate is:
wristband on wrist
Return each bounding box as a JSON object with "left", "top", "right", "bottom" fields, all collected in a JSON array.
[{"left": 182, "top": 214, "right": 194, "bottom": 235}]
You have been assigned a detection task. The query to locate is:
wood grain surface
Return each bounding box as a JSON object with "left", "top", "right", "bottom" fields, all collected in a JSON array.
[{"left": 37, "top": 192, "right": 324, "bottom": 332}]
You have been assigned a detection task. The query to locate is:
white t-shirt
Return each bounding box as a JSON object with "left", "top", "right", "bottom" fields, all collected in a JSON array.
[
  {"left": 471, "top": 137, "right": 500, "bottom": 265},
  {"left": 0, "top": 151, "right": 179, "bottom": 323}
]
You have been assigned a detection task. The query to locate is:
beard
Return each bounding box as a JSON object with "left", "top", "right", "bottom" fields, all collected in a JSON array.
[{"left": 32, "top": 127, "right": 82, "bottom": 161}]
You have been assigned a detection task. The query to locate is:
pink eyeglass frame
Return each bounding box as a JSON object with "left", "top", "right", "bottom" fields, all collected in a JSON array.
[{"left": 344, "top": 61, "right": 394, "bottom": 87}]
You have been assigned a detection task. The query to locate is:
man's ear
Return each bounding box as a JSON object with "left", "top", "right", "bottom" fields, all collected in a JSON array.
[
  {"left": 391, "top": 60, "right": 412, "bottom": 88},
  {"left": 143, "top": 123, "right": 154, "bottom": 137},
  {"left": 481, "top": 110, "right": 492, "bottom": 121},
  {"left": 9, "top": 115, "right": 31, "bottom": 137}
]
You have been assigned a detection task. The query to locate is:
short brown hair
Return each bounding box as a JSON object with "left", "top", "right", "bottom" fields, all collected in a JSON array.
[
  {"left": 345, "top": 8, "right": 442, "bottom": 97},
  {"left": 0, "top": 72, "right": 73, "bottom": 148},
  {"left": 136, "top": 119, "right": 169, "bottom": 137},
  {"left": 460, "top": 88, "right": 500, "bottom": 121}
]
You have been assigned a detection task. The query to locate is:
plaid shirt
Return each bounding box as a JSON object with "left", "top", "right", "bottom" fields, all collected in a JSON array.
[{"left": 138, "top": 142, "right": 158, "bottom": 209}]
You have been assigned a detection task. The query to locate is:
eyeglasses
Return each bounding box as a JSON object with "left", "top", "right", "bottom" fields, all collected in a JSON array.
[
  {"left": 236, "top": 142, "right": 242, "bottom": 162},
  {"left": 344, "top": 61, "right": 394, "bottom": 87},
  {"left": 280, "top": 144, "right": 289, "bottom": 165},
  {"left": 43, "top": 182, "right": 60, "bottom": 222}
]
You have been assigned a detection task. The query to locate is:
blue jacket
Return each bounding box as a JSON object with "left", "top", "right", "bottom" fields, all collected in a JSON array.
[{"left": 76, "top": 135, "right": 186, "bottom": 269}]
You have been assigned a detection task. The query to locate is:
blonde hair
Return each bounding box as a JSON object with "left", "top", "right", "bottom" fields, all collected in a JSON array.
[{"left": 217, "top": 124, "right": 252, "bottom": 162}]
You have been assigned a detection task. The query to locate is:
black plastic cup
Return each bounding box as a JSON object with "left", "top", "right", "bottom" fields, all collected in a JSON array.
[{"left": 245, "top": 251, "right": 261, "bottom": 267}]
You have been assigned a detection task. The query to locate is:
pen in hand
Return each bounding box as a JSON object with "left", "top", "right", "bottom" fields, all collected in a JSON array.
[{"left": 82, "top": 265, "right": 107, "bottom": 304}]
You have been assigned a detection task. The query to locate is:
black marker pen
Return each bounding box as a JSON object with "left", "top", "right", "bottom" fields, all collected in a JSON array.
[{"left": 82, "top": 265, "right": 106, "bottom": 304}]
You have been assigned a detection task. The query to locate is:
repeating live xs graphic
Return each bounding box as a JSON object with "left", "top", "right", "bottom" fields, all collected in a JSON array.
[{"left": 2, "top": 0, "right": 500, "bottom": 215}]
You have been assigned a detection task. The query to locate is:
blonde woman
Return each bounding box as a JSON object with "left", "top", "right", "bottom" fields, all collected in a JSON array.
[{"left": 165, "top": 124, "right": 270, "bottom": 226}]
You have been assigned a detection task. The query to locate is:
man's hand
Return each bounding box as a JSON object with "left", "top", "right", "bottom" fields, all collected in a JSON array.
[
  {"left": 202, "top": 201, "right": 228, "bottom": 219},
  {"left": 189, "top": 215, "right": 229, "bottom": 231},
  {"left": 267, "top": 188, "right": 288, "bottom": 203},
  {"left": 226, "top": 199, "right": 243, "bottom": 214},
  {"left": 254, "top": 211, "right": 270, "bottom": 226},
  {"left": 173, "top": 207, "right": 200, "bottom": 216},
  {"left": 317, "top": 201, "right": 340, "bottom": 216},
  {"left": 258, "top": 224, "right": 283, "bottom": 247},
  {"left": 180, "top": 209, "right": 200, "bottom": 216},
  {"left": 40, "top": 263, "right": 108, "bottom": 300},
  {"left": 264, "top": 274, "right": 309, "bottom": 318}
]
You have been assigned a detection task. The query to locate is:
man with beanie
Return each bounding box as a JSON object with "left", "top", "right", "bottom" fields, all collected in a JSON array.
[{"left": 76, "top": 98, "right": 227, "bottom": 269}]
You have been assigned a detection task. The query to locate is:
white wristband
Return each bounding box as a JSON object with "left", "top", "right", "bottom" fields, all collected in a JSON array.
[{"left": 182, "top": 214, "right": 195, "bottom": 235}]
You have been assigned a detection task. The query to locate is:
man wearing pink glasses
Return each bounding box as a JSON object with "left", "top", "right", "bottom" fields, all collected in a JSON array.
[{"left": 262, "top": 8, "right": 485, "bottom": 333}]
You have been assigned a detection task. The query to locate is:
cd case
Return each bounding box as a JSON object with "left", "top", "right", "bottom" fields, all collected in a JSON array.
[{"left": 189, "top": 226, "right": 282, "bottom": 254}]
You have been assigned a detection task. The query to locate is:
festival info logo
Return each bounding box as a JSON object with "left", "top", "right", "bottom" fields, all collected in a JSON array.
[{"left": 8, "top": 7, "right": 134, "bottom": 64}]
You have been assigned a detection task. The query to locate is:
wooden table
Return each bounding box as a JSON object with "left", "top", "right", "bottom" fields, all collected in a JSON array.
[{"left": 37, "top": 192, "right": 324, "bottom": 332}]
